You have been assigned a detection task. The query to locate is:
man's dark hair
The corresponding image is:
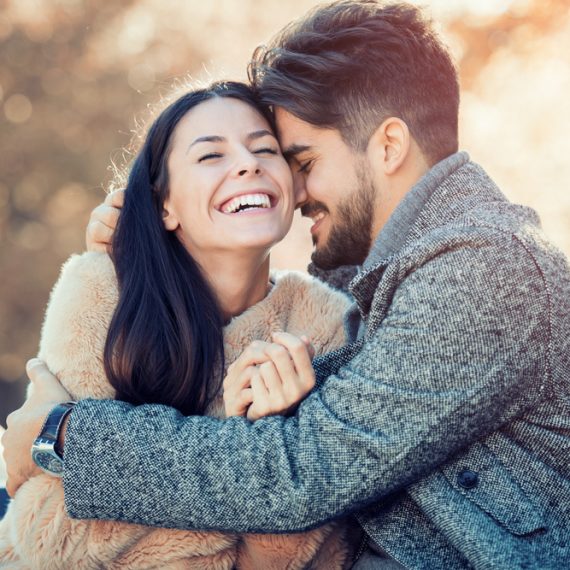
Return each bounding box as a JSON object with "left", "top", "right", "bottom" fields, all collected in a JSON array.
[{"left": 249, "top": 0, "right": 459, "bottom": 165}]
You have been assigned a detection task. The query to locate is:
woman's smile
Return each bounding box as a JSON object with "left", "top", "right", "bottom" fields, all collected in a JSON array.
[{"left": 218, "top": 190, "right": 277, "bottom": 214}]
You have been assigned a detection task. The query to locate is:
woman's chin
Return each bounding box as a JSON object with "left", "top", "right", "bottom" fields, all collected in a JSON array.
[
  {"left": 228, "top": 224, "right": 291, "bottom": 252},
  {"left": 230, "top": 234, "right": 287, "bottom": 256}
]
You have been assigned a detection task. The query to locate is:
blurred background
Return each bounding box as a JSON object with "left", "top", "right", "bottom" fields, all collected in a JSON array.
[{"left": 1, "top": 0, "right": 569, "bottom": 425}]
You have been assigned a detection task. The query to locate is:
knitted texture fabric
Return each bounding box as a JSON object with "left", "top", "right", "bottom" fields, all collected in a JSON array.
[
  {"left": 0, "top": 255, "right": 352, "bottom": 569},
  {"left": 59, "top": 157, "right": 569, "bottom": 569}
]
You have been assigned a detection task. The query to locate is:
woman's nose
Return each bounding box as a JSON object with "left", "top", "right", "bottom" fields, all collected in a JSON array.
[
  {"left": 238, "top": 166, "right": 261, "bottom": 176},
  {"left": 235, "top": 152, "right": 262, "bottom": 177}
]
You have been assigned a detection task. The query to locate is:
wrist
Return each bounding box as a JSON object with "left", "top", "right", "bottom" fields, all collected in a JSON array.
[{"left": 31, "top": 402, "right": 76, "bottom": 476}]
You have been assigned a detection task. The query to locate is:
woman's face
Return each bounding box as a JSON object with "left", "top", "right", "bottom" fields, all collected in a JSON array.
[{"left": 163, "top": 97, "right": 294, "bottom": 260}]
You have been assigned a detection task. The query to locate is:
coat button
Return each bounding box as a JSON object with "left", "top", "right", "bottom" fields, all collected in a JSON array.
[{"left": 457, "top": 469, "right": 479, "bottom": 489}]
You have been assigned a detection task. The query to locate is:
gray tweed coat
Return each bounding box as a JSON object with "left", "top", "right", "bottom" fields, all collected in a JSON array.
[{"left": 63, "top": 153, "right": 570, "bottom": 569}]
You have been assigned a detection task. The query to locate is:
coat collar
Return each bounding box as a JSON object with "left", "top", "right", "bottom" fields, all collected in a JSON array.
[
  {"left": 363, "top": 151, "right": 470, "bottom": 270},
  {"left": 348, "top": 152, "right": 507, "bottom": 316}
]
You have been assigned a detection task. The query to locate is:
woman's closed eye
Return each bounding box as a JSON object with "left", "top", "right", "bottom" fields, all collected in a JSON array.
[
  {"left": 198, "top": 148, "right": 278, "bottom": 163},
  {"left": 198, "top": 152, "right": 223, "bottom": 162},
  {"left": 253, "top": 147, "right": 278, "bottom": 155}
]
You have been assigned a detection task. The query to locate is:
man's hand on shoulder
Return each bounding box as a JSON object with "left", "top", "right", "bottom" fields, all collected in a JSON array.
[
  {"left": 1, "top": 359, "right": 72, "bottom": 497},
  {"left": 85, "top": 189, "right": 124, "bottom": 253}
]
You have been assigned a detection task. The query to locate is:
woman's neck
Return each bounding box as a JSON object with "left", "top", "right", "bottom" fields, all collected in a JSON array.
[{"left": 195, "top": 250, "right": 271, "bottom": 321}]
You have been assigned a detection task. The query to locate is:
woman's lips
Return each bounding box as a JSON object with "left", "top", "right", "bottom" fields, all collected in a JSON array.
[{"left": 218, "top": 191, "right": 276, "bottom": 214}]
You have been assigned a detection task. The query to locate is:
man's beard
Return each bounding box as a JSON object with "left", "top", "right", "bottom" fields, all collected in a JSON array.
[{"left": 306, "top": 169, "right": 376, "bottom": 271}]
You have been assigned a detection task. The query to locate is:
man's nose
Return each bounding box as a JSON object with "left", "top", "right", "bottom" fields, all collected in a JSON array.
[{"left": 293, "top": 176, "right": 308, "bottom": 208}]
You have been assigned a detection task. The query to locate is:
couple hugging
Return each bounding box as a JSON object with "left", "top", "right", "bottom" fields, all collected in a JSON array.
[{"left": 2, "top": 1, "right": 569, "bottom": 569}]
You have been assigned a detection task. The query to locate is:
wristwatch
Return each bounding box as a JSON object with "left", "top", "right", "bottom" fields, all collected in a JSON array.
[{"left": 31, "top": 402, "right": 76, "bottom": 476}]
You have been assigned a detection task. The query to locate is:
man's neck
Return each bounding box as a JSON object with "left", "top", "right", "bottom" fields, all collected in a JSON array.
[
  {"left": 371, "top": 149, "right": 430, "bottom": 240},
  {"left": 365, "top": 151, "right": 468, "bottom": 267}
]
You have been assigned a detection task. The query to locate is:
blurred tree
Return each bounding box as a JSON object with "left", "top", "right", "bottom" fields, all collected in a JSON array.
[
  {"left": 1, "top": 0, "right": 210, "bottom": 406},
  {"left": 1, "top": 0, "right": 568, "bottom": 424}
]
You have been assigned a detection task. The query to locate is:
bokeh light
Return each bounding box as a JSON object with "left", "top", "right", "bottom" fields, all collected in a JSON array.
[
  {"left": 0, "top": 0, "right": 569, "bottom": 423},
  {"left": 4, "top": 94, "right": 33, "bottom": 123}
]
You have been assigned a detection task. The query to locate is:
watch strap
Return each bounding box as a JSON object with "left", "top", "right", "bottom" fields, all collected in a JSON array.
[{"left": 38, "top": 402, "right": 76, "bottom": 453}]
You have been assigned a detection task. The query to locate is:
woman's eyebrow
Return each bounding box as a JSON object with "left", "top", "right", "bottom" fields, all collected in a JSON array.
[
  {"left": 246, "top": 129, "right": 274, "bottom": 141},
  {"left": 186, "top": 130, "right": 273, "bottom": 154},
  {"left": 187, "top": 135, "right": 225, "bottom": 153}
]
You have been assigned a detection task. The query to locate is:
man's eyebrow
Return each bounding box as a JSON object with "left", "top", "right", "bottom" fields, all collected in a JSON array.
[{"left": 282, "top": 144, "right": 311, "bottom": 162}]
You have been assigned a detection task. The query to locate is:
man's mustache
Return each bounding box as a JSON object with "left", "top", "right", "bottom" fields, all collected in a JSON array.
[{"left": 300, "top": 202, "right": 329, "bottom": 217}]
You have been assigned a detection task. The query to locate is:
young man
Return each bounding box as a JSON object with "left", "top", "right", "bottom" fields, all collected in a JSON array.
[{"left": 4, "top": 2, "right": 570, "bottom": 567}]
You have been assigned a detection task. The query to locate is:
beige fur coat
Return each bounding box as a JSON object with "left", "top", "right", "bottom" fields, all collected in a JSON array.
[{"left": 0, "top": 252, "right": 352, "bottom": 569}]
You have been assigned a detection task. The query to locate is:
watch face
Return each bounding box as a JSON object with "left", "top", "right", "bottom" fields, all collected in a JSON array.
[{"left": 32, "top": 449, "right": 64, "bottom": 475}]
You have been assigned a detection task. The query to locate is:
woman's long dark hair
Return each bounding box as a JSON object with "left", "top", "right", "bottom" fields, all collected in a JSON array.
[{"left": 103, "top": 81, "right": 274, "bottom": 416}]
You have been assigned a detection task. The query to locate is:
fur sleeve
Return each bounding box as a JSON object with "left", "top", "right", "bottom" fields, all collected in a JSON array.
[
  {"left": 37, "top": 251, "right": 118, "bottom": 400},
  {"left": 0, "top": 252, "right": 238, "bottom": 569}
]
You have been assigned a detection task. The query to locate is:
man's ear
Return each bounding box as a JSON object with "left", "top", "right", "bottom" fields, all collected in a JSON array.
[
  {"left": 366, "top": 117, "right": 410, "bottom": 175},
  {"left": 162, "top": 200, "right": 179, "bottom": 231}
]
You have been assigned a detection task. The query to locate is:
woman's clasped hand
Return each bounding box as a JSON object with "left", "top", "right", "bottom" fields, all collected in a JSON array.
[{"left": 223, "top": 332, "right": 316, "bottom": 420}]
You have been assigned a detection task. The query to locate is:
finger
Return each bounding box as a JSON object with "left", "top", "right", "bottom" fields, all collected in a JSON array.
[
  {"left": 261, "top": 348, "right": 306, "bottom": 410},
  {"left": 223, "top": 364, "right": 257, "bottom": 417},
  {"left": 248, "top": 374, "right": 271, "bottom": 421},
  {"left": 239, "top": 388, "right": 254, "bottom": 409},
  {"left": 223, "top": 365, "right": 255, "bottom": 393},
  {"left": 258, "top": 361, "right": 286, "bottom": 410},
  {"left": 223, "top": 385, "right": 254, "bottom": 417},
  {"left": 104, "top": 188, "right": 125, "bottom": 208},
  {"left": 6, "top": 479, "right": 18, "bottom": 498},
  {"left": 26, "top": 359, "right": 54, "bottom": 383},
  {"left": 25, "top": 359, "right": 71, "bottom": 399},
  {"left": 300, "top": 335, "right": 316, "bottom": 359},
  {"left": 86, "top": 219, "right": 114, "bottom": 246},
  {"left": 271, "top": 332, "right": 315, "bottom": 391},
  {"left": 263, "top": 344, "right": 297, "bottom": 390},
  {"left": 231, "top": 341, "right": 273, "bottom": 376},
  {"left": 91, "top": 204, "right": 120, "bottom": 229}
]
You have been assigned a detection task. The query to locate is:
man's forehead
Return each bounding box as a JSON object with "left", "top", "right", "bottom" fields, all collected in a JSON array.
[{"left": 274, "top": 107, "right": 315, "bottom": 155}]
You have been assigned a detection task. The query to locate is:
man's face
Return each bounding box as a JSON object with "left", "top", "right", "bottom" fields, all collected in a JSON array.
[{"left": 275, "top": 107, "right": 376, "bottom": 270}]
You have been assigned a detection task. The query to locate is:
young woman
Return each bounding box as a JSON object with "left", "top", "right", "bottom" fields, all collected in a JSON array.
[{"left": 0, "top": 81, "right": 353, "bottom": 568}]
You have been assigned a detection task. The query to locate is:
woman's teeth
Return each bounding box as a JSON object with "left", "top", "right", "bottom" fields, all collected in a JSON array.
[{"left": 222, "top": 193, "right": 271, "bottom": 214}]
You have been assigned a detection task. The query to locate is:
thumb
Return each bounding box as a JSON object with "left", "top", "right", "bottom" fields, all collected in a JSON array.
[
  {"left": 26, "top": 358, "right": 71, "bottom": 403},
  {"left": 25, "top": 358, "right": 69, "bottom": 398},
  {"left": 26, "top": 358, "right": 53, "bottom": 383}
]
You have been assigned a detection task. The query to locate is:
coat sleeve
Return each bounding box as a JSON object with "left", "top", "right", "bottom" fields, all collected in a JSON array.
[{"left": 62, "top": 235, "right": 551, "bottom": 533}]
